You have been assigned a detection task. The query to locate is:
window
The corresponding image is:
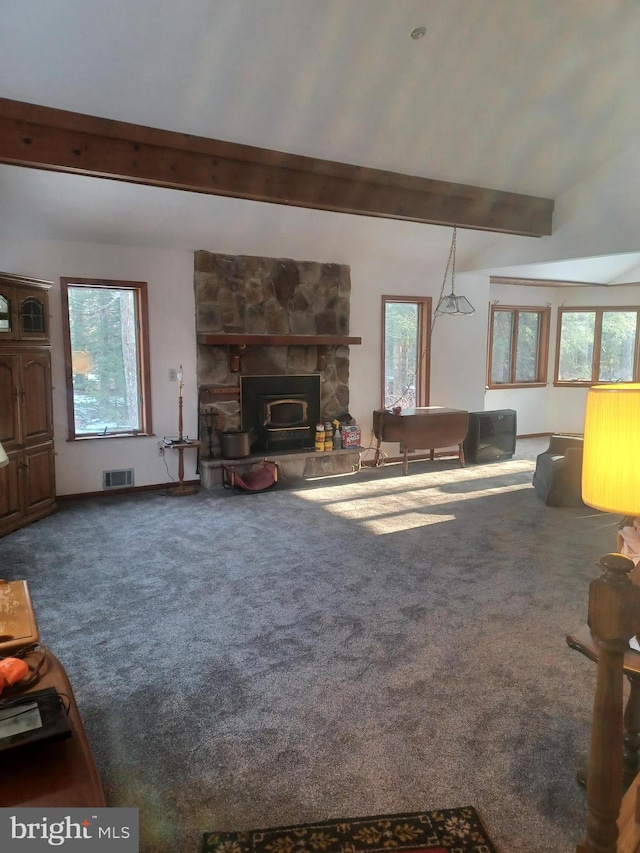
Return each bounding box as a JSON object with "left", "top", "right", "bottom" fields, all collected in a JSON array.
[
  {"left": 61, "top": 279, "right": 152, "bottom": 439},
  {"left": 488, "top": 305, "right": 550, "bottom": 387},
  {"left": 381, "top": 296, "right": 431, "bottom": 408},
  {"left": 555, "top": 307, "right": 640, "bottom": 385}
]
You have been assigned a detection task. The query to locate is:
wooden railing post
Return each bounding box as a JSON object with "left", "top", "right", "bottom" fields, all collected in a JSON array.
[{"left": 578, "top": 554, "right": 640, "bottom": 853}]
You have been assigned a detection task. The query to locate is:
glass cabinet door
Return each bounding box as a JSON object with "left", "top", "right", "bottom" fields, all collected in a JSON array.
[
  {"left": 0, "top": 289, "right": 17, "bottom": 339},
  {"left": 17, "top": 288, "right": 49, "bottom": 341},
  {"left": 0, "top": 283, "right": 50, "bottom": 341}
]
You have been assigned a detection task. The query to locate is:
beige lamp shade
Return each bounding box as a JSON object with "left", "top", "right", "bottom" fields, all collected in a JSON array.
[
  {"left": 0, "top": 441, "right": 8, "bottom": 469},
  {"left": 582, "top": 383, "right": 640, "bottom": 517}
]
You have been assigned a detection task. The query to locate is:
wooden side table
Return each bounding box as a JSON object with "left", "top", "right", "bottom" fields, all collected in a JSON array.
[
  {"left": 0, "top": 649, "right": 106, "bottom": 807},
  {"left": 168, "top": 440, "right": 200, "bottom": 496},
  {"left": 567, "top": 624, "right": 640, "bottom": 789}
]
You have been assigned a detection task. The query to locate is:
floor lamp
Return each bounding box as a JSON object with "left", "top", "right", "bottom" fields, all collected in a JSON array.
[{"left": 578, "top": 383, "right": 640, "bottom": 853}]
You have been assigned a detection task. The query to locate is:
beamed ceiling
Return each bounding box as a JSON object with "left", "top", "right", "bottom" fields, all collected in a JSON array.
[
  {"left": 1, "top": 0, "right": 640, "bottom": 278},
  {"left": 0, "top": 97, "right": 553, "bottom": 237}
]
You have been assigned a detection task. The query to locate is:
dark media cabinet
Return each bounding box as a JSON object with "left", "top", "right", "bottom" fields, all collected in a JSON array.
[{"left": 463, "top": 409, "right": 517, "bottom": 463}]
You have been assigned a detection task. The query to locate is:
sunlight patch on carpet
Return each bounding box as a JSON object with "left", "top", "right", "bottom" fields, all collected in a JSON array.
[{"left": 296, "top": 482, "right": 532, "bottom": 533}]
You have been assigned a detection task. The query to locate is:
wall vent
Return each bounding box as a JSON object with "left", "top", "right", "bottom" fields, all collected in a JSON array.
[{"left": 103, "top": 469, "right": 134, "bottom": 490}]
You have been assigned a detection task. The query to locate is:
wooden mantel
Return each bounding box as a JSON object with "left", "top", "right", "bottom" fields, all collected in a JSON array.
[
  {"left": 197, "top": 333, "right": 361, "bottom": 371},
  {"left": 198, "top": 334, "right": 361, "bottom": 346}
]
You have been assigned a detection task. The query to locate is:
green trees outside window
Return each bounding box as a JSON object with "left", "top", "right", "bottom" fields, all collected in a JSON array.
[
  {"left": 382, "top": 296, "right": 430, "bottom": 409},
  {"left": 488, "top": 306, "right": 550, "bottom": 387},
  {"left": 61, "top": 279, "right": 152, "bottom": 439},
  {"left": 556, "top": 308, "right": 640, "bottom": 385}
]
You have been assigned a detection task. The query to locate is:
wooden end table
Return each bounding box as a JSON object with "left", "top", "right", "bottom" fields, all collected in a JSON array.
[
  {"left": 567, "top": 623, "right": 640, "bottom": 789},
  {"left": 0, "top": 648, "right": 106, "bottom": 808},
  {"left": 167, "top": 440, "right": 200, "bottom": 496}
]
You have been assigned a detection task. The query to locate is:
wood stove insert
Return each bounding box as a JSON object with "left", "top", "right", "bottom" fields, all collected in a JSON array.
[{"left": 241, "top": 375, "right": 321, "bottom": 453}]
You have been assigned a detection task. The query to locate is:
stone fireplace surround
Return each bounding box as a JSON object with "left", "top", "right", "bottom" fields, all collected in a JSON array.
[{"left": 194, "top": 250, "right": 361, "bottom": 484}]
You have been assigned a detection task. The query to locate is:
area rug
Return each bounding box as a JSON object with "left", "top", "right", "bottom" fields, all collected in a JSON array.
[{"left": 201, "top": 808, "right": 499, "bottom": 853}]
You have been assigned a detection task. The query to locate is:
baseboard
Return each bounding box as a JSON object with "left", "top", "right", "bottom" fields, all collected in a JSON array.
[
  {"left": 517, "top": 432, "right": 552, "bottom": 438},
  {"left": 57, "top": 480, "right": 200, "bottom": 501}
]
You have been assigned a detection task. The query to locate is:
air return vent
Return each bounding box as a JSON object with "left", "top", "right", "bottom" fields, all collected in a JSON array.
[{"left": 103, "top": 469, "right": 134, "bottom": 490}]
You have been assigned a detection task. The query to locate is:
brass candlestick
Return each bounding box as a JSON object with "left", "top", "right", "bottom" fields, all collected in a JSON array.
[
  {"left": 167, "top": 365, "right": 199, "bottom": 497},
  {"left": 177, "top": 365, "right": 184, "bottom": 441}
]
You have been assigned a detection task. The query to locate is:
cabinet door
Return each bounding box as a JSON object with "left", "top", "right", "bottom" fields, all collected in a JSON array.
[
  {"left": 0, "top": 285, "right": 18, "bottom": 341},
  {"left": 19, "top": 351, "right": 53, "bottom": 446},
  {"left": 17, "top": 287, "right": 49, "bottom": 342},
  {"left": 22, "top": 444, "right": 56, "bottom": 516},
  {"left": 0, "top": 451, "right": 22, "bottom": 534},
  {"left": 0, "top": 353, "right": 20, "bottom": 450}
]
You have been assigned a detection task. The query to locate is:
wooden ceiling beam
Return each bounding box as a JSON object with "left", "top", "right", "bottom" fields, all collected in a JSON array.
[
  {"left": 491, "top": 275, "right": 606, "bottom": 287},
  {"left": 0, "top": 98, "right": 553, "bottom": 237}
]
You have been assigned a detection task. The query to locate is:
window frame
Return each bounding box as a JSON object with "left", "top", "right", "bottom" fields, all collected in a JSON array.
[
  {"left": 60, "top": 277, "right": 153, "bottom": 440},
  {"left": 554, "top": 305, "right": 640, "bottom": 387},
  {"left": 487, "top": 304, "right": 550, "bottom": 389},
  {"left": 381, "top": 295, "right": 431, "bottom": 408}
]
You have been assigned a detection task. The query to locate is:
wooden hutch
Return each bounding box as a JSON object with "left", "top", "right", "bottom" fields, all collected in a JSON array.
[{"left": 0, "top": 272, "right": 57, "bottom": 536}]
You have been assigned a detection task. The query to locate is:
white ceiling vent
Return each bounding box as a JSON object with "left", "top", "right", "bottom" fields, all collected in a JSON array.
[{"left": 103, "top": 469, "right": 134, "bottom": 490}]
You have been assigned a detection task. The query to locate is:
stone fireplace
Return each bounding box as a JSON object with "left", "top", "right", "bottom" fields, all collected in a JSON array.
[{"left": 194, "top": 250, "right": 360, "bottom": 480}]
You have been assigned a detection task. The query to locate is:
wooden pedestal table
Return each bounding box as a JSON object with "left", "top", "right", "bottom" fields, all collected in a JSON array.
[
  {"left": 0, "top": 649, "right": 106, "bottom": 808},
  {"left": 168, "top": 440, "right": 200, "bottom": 496}
]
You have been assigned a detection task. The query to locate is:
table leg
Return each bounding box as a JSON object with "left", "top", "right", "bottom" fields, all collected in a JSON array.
[
  {"left": 178, "top": 445, "right": 185, "bottom": 483},
  {"left": 168, "top": 446, "right": 199, "bottom": 496},
  {"left": 459, "top": 442, "right": 466, "bottom": 467},
  {"left": 374, "top": 435, "right": 382, "bottom": 466}
]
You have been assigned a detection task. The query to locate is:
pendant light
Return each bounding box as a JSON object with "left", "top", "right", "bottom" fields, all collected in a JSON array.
[{"left": 434, "top": 226, "right": 475, "bottom": 317}]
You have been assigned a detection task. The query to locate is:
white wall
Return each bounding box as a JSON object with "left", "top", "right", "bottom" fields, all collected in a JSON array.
[
  {"left": 4, "top": 191, "right": 639, "bottom": 495},
  {"left": 0, "top": 236, "right": 198, "bottom": 495},
  {"left": 548, "top": 283, "right": 640, "bottom": 433},
  {"left": 348, "top": 261, "right": 490, "bottom": 450},
  {"left": 0, "top": 225, "right": 495, "bottom": 494},
  {"left": 485, "top": 283, "right": 554, "bottom": 434},
  {"left": 470, "top": 141, "right": 640, "bottom": 273},
  {"left": 485, "top": 281, "right": 640, "bottom": 435}
]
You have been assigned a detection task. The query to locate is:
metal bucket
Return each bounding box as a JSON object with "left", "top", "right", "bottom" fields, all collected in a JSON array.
[{"left": 219, "top": 430, "right": 251, "bottom": 459}]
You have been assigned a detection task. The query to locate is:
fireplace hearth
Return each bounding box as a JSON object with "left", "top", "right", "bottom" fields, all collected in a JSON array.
[{"left": 241, "top": 375, "right": 320, "bottom": 453}]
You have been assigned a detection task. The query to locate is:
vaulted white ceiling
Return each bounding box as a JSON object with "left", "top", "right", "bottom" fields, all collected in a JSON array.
[{"left": 2, "top": 0, "right": 640, "bottom": 279}]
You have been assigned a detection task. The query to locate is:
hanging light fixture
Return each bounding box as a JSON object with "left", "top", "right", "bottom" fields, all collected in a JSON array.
[{"left": 434, "top": 226, "right": 475, "bottom": 317}]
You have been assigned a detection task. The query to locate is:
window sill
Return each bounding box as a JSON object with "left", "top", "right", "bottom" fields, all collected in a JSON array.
[
  {"left": 553, "top": 381, "right": 593, "bottom": 388},
  {"left": 486, "top": 382, "right": 547, "bottom": 390},
  {"left": 67, "top": 432, "right": 155, "bottom": 441}
]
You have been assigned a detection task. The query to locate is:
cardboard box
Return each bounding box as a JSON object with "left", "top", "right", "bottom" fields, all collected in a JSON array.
[
  {"left": 341, "top": 425, "right": 361, "bottom": 448},
  {"left": 0, "top": 580, "right": 39, "bottom": 654}
]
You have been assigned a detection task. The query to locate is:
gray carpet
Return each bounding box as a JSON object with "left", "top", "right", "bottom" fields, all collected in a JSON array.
[{"left": 0, "top": 439, "right": 617, "bottom": 853}]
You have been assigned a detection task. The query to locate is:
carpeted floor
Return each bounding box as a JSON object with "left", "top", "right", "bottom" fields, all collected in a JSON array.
[{"left": 0, "top": 439, "right": 616, "bottom": 852}]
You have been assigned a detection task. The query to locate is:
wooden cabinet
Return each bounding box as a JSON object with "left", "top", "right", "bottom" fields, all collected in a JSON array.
[
  {"left": 0, "top": 272, "right": 56, "bottom": 537},
  {"left": 0, "top": 276, "right": 50, "bottom": 342}
]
